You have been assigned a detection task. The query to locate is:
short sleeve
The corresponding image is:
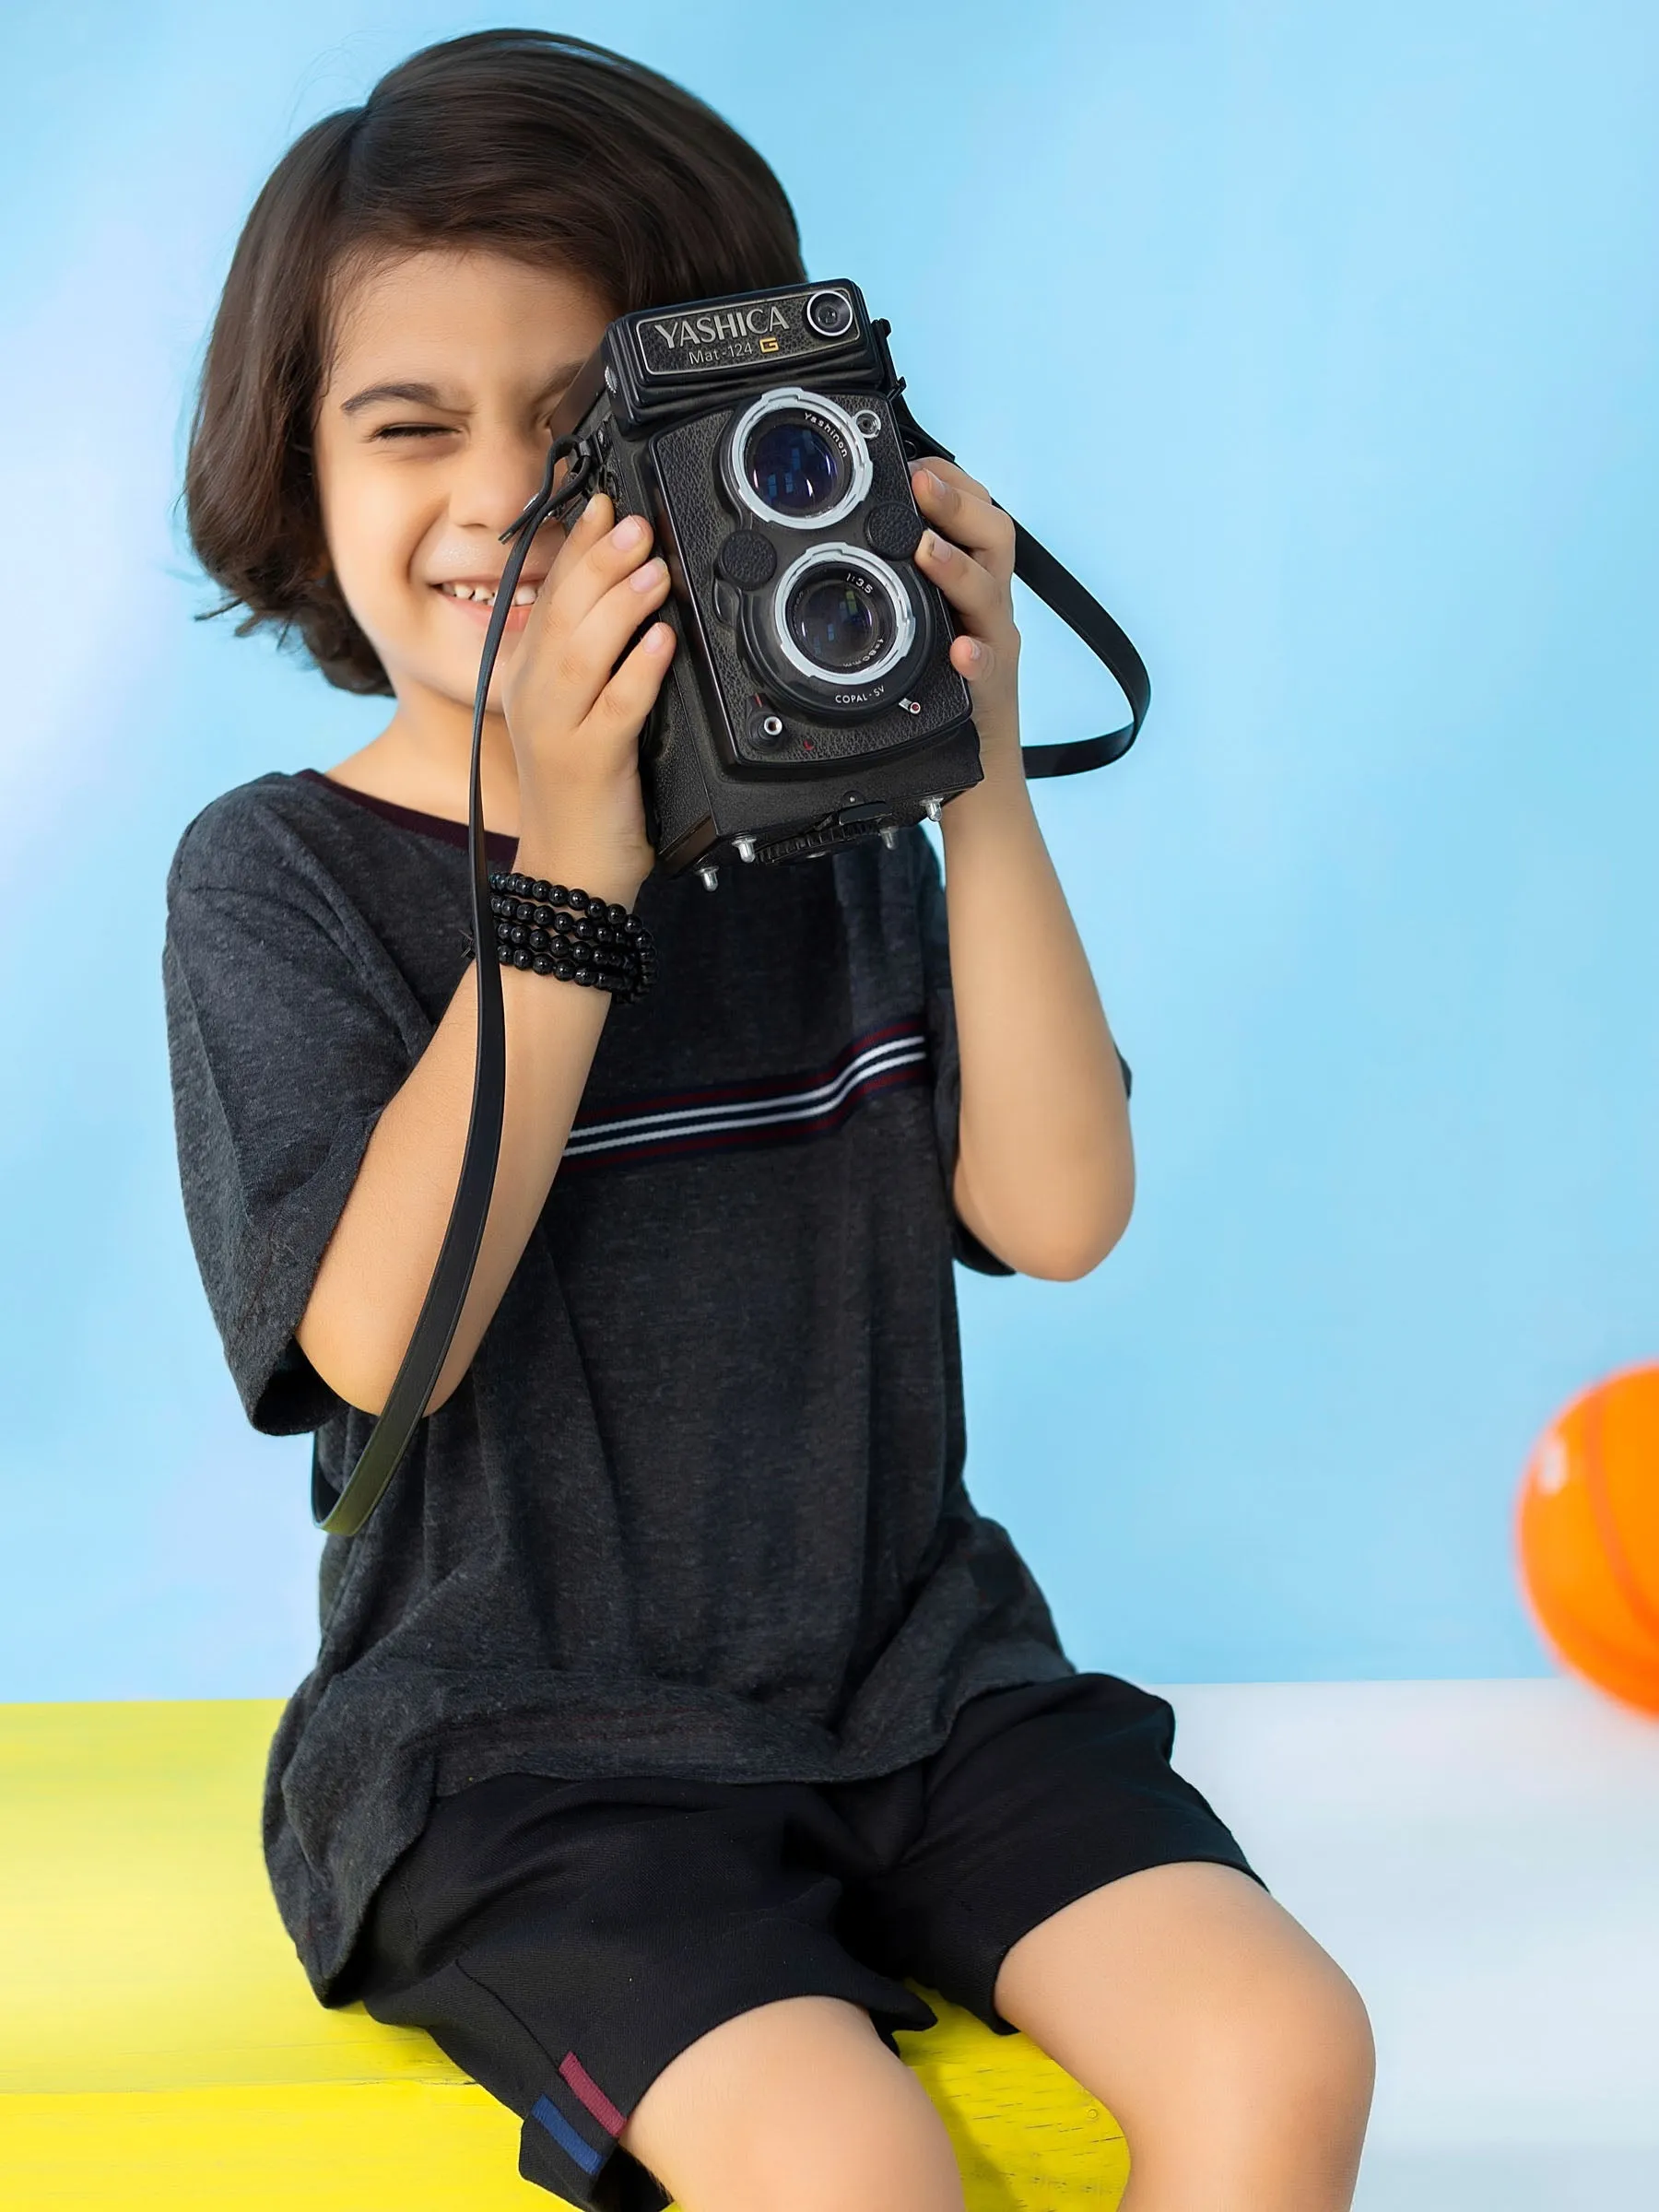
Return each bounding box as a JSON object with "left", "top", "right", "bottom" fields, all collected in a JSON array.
[
  {"left": 162, "top": 794, "right": 422, "bottom": 1434},
  {"left": 913, "top": 833, "right": 1130, "bottom": 1278}
]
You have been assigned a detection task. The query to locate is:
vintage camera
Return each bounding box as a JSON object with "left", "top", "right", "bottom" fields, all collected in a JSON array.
[{"left": 548, "top": 278, "right": 982, "bottom": 882}]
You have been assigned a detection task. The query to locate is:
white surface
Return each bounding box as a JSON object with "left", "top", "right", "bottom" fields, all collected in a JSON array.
[
  {"left": 1353, "top": 2147, "right": 1657, "bottom": 2211},
  {"left": 1163, "top": 1679, "right": 1659, "bottom": 2206}
]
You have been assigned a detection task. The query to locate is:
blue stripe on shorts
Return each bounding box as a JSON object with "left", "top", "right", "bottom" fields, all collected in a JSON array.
[{"left": 530, "top": 2093, "right": 604, "bottom": 2174}]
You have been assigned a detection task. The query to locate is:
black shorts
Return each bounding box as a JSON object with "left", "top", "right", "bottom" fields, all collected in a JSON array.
[{"left": 351, "top": 1675, "right": 1253, "bottom": 2209}]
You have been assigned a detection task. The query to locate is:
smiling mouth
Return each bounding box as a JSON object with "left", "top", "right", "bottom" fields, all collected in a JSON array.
[{"left": 436, "top": 580, "right": 540, "bottom": 609}]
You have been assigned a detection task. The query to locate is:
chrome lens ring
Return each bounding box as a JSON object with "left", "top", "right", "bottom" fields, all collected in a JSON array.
[
  {"left": 771, "top": 542, "right": 917, "bottom": 691},
  {"left": 805, "top": 287, "right": 856, "bottom": 338},
  {"left": 727, "top": 387, "right": 874, "bottom": 531}
]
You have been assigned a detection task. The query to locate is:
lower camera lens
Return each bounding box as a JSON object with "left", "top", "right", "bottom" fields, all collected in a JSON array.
[
  {"left": 785, "top": 563, "right": 898, "bottom": 675},
  {"left": 744, "top": 415, "right": 851, "bottom": 520},
  {"left": 768, "top": 542, "right": 917, "bottom": 696}
]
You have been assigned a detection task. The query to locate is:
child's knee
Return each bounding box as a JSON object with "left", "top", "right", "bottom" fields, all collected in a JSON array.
[
  {"left": 736, "top": 2079, "right": 962, "bottom": 2212},
  {"left": 622, "top": 1996, "right": 964, "bottom": 2212},
  {"left": 1214, "top": 1948, "right": 1375, "bottom": 2145}
]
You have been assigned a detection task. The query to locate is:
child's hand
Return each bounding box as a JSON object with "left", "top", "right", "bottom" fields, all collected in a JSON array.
[
  {"left": 910, "top": 459, "right": 1023, "bottom": 780},
  {"left": 500, "top": 490, "right": 676, "bottom": 897}
]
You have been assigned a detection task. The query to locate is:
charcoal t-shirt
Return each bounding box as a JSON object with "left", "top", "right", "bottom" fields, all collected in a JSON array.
[{"left": 163, "top": 771, "right": 1076, "bottom": 1995}]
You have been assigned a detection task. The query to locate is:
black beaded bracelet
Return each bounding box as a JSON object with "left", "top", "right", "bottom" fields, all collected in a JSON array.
[{"left": 486, "top": 871, "right": 657, "bottom": 1003}]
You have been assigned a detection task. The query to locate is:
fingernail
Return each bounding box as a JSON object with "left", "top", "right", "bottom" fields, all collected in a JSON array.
[
  {"left": 912, "top": 465, "right": 940, "bottom": 494},
  {"left": 611, "top": 514, "right": 647, "bottom": 547},
  {"left": 961, "top": 637, "right": 985, "bottom": 666},
  {"left": 646, "top": 621, "right": 674, "bottom": 652},
  {"left": 922, "top": 529, "right": 952, "bottom": 562},
  {"left": 629, "top": 556, "right": 667, "bottom": 594}
]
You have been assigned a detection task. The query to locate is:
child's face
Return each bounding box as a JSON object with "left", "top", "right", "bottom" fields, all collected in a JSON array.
[{"left": 313, "top": 246, "right": 613, "bottom": 715}]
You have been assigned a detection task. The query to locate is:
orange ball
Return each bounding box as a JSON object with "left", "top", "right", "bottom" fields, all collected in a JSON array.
[{"left": 1518, "top": 1363, "right": 1659, "bottom": 1716}]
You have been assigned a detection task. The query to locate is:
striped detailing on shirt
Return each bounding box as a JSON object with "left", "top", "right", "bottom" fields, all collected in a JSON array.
[{"left": 561, "top": 1018, "right": 929, "bottom": 1171}]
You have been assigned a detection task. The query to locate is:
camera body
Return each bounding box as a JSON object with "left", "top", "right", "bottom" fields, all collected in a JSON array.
[{"left": 549, "top": 279, "right": 980, "bottom": 878}]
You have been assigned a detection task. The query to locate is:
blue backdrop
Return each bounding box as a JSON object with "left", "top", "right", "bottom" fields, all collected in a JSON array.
[{"left": 3, "top": 0, "right": 1655, "bottom": 1700}]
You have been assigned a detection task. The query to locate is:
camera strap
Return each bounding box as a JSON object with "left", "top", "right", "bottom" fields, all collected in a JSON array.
[
  {"left": 891, "top": 401, "right": 1150, "bottom": 777},
  {"left": 314, "top": 438, "right": 587, "bottom": 1536},
  {"left": 315, "top": 417, "right": 1147, "bottom": 1536}
]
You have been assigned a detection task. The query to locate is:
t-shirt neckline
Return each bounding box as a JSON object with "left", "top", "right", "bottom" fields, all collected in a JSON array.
[{"left": 297, "top": 768, "right": 517, "bottom": 868}]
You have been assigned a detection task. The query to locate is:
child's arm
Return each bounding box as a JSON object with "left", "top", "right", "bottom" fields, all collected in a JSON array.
[
  {"left": 911, "top": 461, "right": 1135, "bottom": 1281},
  {"left": 296, "top": 496, "right": 674, "bottom": 1415}
]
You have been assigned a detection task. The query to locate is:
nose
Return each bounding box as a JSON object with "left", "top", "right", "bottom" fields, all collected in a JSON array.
[{"left": 447, "top": 416, "right": 554, "bottom": 540}]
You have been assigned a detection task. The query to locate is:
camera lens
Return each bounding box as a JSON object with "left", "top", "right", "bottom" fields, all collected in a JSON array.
[
  {"left": 770, "top": 542, "right": 917, "bottom": 695},
  {"left": 744, "top": 415, "right": 851, "bottom": 520},
  {"left": 729, "top": 389, "right": 874, "bottom": 531},
  {"left": 785, "top": 563, "right": 898, "bottom": 675}
]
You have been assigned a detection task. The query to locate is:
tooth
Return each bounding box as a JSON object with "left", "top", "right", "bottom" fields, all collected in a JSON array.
[{"left": 512, "top": 585, "right": 536, "bottom": 606}]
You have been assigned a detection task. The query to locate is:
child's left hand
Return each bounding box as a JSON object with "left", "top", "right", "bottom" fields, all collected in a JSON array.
[{"left": 910, "top": 457, "right": 1023, "bottom": 778}]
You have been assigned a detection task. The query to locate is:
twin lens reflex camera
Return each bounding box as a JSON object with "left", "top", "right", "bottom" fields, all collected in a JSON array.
[{"left": 549, "top": 278, "right": 1000, "bottom": 883}]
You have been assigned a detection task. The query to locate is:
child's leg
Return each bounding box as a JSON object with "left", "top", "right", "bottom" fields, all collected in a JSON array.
[
  {"left": 621, "top": 1994, "right": 965, "bottom": 2212},
  {"left": 994, "top": 1862, "right": 1373, "bottom": 2212}
]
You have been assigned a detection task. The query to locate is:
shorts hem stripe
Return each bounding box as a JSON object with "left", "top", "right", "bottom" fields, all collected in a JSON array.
[
  {"left": 530, "top": 2093, "right": 606, "bottom": 2175},
  {"left": 561, "top": 2051, "right": 629, "bottom": 2136}
]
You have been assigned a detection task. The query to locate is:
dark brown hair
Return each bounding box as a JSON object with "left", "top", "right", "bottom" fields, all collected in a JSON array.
[{"left": 185, "top": 29, "right": 805, "bottom": 693}]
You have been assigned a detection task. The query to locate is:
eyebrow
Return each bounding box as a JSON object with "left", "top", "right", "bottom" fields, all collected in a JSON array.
[{"left": 339, "top": 360, "right": 593, "bottom": 418}]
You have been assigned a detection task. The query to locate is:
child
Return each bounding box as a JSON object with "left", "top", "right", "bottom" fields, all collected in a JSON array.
[{"left": 166, "top": 29, "right": 1372, "bottom": 2212}]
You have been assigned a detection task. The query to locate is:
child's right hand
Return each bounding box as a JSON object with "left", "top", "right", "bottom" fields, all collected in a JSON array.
[{"left": 500, "top": 490, "right": 677, "bottom": 900}]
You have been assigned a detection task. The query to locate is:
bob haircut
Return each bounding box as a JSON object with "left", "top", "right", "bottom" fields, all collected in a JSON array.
[{"left": 185, "top": 29, "right": 806, "bottom": 694}]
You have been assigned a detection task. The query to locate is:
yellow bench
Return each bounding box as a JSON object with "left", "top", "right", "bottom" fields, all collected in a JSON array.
[{"left": 0, "top": 1700, "right": 1129, "bottom": 2209}]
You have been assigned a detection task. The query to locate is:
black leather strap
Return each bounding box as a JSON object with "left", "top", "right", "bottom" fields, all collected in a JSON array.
[
  {"left": 891, "top": 401, "right": 1150, "bottom": 776},
  {"left": 314, "top": 441, "right": 579, "bottom": 1535},
  {"left": 1008, "top": 522, "right": 1149, "bottom": 775}
]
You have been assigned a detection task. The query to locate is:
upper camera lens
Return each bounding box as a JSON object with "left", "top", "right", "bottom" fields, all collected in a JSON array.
[
  {"left": 730, "top": 390, "right": 874, "bottom": 531},
  {"left": 785, "top": 564, "right": 897, "bottom": 675},
  {"left": 744, "top": 415, "right": 852, "bottom": 520},
  {"left": 805, "top": 288, "right": 854, "bottom": 338}
]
